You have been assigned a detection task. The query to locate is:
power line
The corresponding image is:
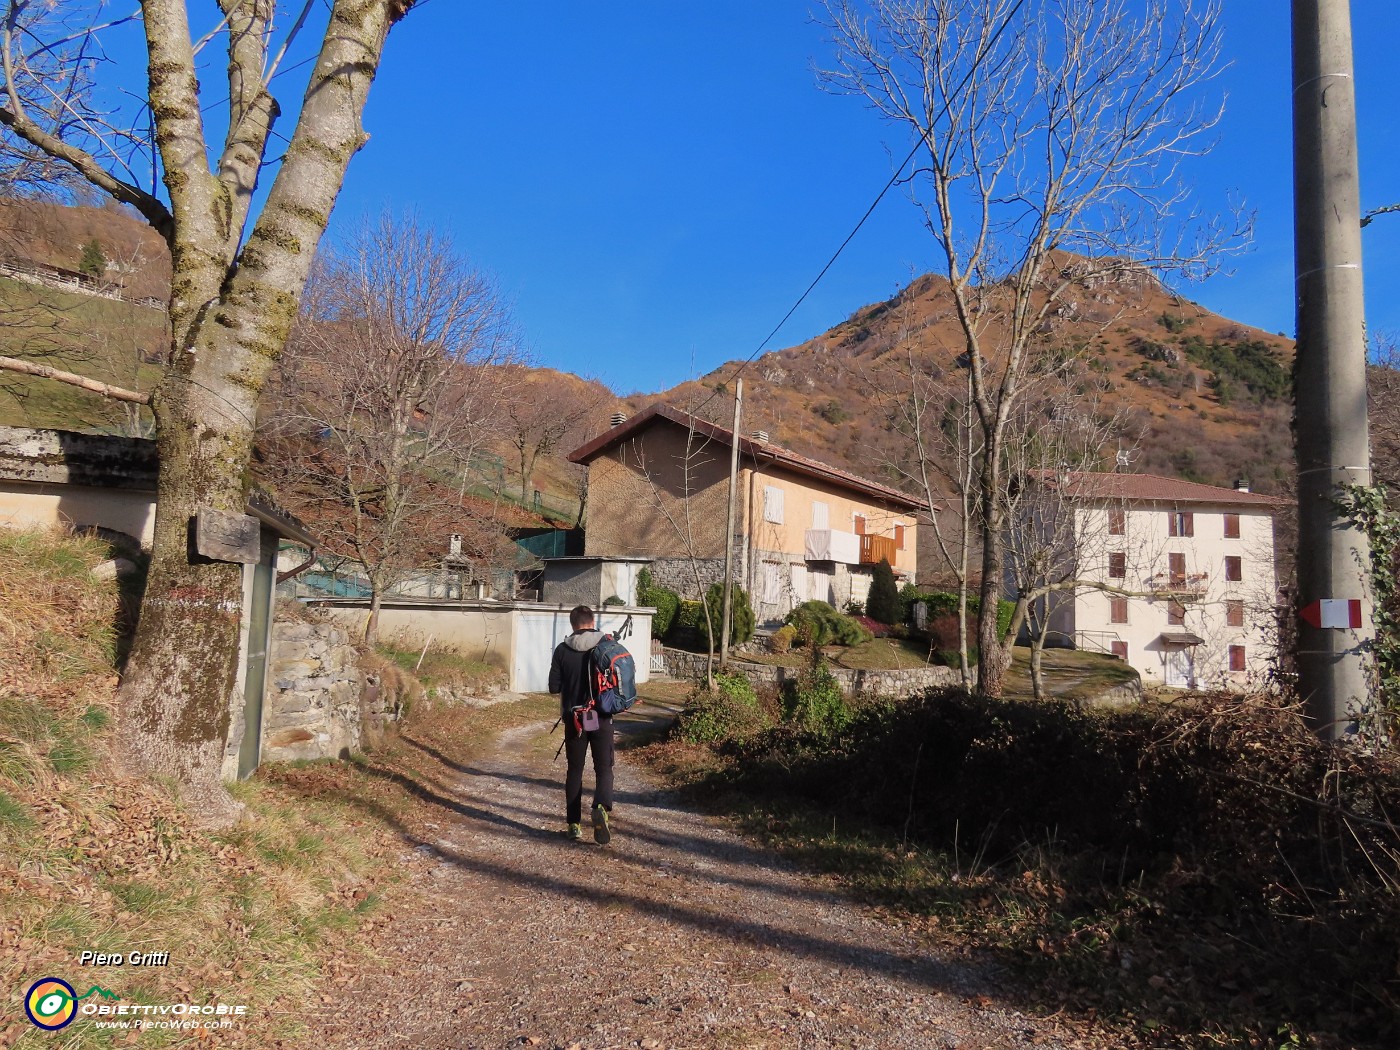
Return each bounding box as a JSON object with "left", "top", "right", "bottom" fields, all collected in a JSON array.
[{"left": 686, "top": 0, "right": 1028, "bottom": 423}]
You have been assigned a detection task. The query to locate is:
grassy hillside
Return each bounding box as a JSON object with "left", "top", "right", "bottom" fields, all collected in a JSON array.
[{"left": 0, "top": 277, "right": 163, "bottom": 434}]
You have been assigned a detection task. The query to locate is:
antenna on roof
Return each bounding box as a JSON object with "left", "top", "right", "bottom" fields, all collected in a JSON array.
[{"left": 1115, "top": 447, "right": 1135, "bottom": 472}]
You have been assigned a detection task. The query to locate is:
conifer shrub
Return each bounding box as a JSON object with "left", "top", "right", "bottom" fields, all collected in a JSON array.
[
  {"left": 867, "top": 558, "right": 900, "bottom": 624},
  {"left": 786, "top": 600, "right": 872, "bottom": 647},
  {"left": 703, "top": 582, "right": 755, "bottom": 647}
]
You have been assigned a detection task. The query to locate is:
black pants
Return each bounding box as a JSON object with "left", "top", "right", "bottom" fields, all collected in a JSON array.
[{"left": 564, "top": 716, "right": 614, "bottom": 825}]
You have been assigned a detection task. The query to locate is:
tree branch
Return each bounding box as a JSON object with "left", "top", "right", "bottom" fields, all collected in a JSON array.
[{"left": 0, "top": 354, "right": 150, "bottom": 404}]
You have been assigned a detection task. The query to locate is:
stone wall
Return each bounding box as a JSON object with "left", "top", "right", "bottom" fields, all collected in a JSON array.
[
  {"left": 261, "top": 618, "right": 395, "bottom": 763},
  {"left": 648, "top": 556, "right": 741, "bottom": 600},
  {"left": 661, "top": 647, "right": 960, "bottom": 698}
]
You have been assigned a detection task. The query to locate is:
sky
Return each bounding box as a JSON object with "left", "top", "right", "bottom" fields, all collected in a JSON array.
[{"left": 87, "top": 2, "right": 1400, "bottom": 395}]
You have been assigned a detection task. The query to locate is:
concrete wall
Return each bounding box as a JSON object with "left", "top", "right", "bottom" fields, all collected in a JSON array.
[
  {"left": 0, "top": 485, "right": 157, "bottom": 546},
  {"left": 307, "top": 599, "right": 653, "bottom": 695}
]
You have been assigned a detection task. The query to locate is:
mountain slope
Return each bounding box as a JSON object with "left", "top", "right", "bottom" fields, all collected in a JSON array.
[{"left": 640, "top": 264, "right": 1295, "bottom": 499}]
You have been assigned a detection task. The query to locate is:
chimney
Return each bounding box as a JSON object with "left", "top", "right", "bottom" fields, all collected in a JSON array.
[
  {"left": 1234, "top": 478, "right": 1250, "bottom": 493},
  {"left": 610, "top": 412, "right": 627, "bottom": 428},
  {"left": 754, "top": 430, "right": 769, "bottom": 444}
]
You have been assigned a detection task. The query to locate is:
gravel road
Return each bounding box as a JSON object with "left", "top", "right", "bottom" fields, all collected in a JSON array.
[{"left": 305, "top": 706, "right": 1085, "bottom": 1050}]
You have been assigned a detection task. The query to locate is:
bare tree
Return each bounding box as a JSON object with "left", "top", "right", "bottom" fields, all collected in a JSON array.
[
  {"left": 262, "top": 213, "right": 516, "bottom": 644},
  {"left": 0, "top": 0, "right": 418, "bottom": 818},
  {"left": 501, "top": 367, "right": 615, "bottom": 507},
  {"left": 1001, "top": 373, "right": 1137, "bottom": 699},
  {"left": 820, "top": 0, "right": 1242, "bottom": 696}
]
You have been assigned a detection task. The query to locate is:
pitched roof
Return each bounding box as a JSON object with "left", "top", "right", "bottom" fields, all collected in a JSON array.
[
  {"left": 1030, "top": 470, "right": 1287, "bottom": 509},
  {"left": 567, "top": 403, "right": 925, "bottom": 512}
]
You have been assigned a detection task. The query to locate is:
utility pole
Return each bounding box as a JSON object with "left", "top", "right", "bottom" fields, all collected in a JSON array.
[
  {"left": 719, "top": 379, "right": 743, "bottom": 670},
  {"left": 1292, "top": 0, "right": 1373, "bottom": 740}
]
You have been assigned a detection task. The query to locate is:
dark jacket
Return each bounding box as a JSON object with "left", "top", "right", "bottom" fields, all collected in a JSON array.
[{"left": 549, "top": 630, "right": 604, "bottom": 719}]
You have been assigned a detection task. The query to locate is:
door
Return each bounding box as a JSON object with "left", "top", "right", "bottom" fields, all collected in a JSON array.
[
  {"left": 760, "top": 561, "right": 783, "bottom": 617},
  {"left": 789, "top": 564, "right": 808, "bottom": 610},
  {"left": 1164, "top": 647, "right": 1194, "bottom": 689},
  {"left": 810, "top": 570, "right": 831, "bottom": 605}
]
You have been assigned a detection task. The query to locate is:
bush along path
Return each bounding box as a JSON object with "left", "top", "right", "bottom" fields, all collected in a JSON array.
[{"left": 297, "top": 695, "right": 1084, "bottom": 1050}]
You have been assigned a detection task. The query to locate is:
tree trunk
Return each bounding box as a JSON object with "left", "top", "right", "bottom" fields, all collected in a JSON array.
[
  {"left": 1030, "top": 640, "right": 1044, "bottom": 701},
  {"left": 365, "top": 589, "right": 383, "bottom": 647},
  {"left": 117, "top": 353, "right": 264, "bottom": 824},
  {"left": 976, "top": 475, "right": 1011, "bottom": 698},
  {"left": 111, "top": 0, "right": 410, "bottom": 820}
]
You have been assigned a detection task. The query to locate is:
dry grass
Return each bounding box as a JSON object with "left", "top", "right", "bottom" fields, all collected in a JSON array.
[{"left": 0, "top": 526, "right": 539, "bottom": 1047}]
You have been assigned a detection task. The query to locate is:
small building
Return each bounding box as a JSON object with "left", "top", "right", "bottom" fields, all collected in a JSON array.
[
  {"left": 0, "top": 425, "right": 317, "bottom": 778},
  {"left": 1015, "top": 471, "right": 1284, "bottom": 691},
  {"left": 568, "top": 404, "right": 923, "bottom": 621},
  {"left": 540, "top": 555, "right": 651, "bottom": 608}
]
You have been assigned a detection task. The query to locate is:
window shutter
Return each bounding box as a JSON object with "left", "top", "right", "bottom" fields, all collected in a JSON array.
[{"left": 764, "top": 486, "right": 784, "bottom": 524}]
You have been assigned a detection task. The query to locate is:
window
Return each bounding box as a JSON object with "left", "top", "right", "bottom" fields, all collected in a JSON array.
[
  {"left": 1226, "top": 599, "right": 1245, "bottom": 627},
  {"left": 1229, "top": 645, "right": 1246, "bottom": 672},
  {"left": 763, "top": 485, "right": 784, "bottom": 524},
  {"left": 1168, "top": 601, "right": 1186, "bottom": 626},
  {"left": 1108, "top": 508, "right": 1126, "bottom": 536},
  {"left": 1108, "top": 552, "right": 1126, "bottom": 579},
  {"left": 1223, "top": 513, "right": 1241, "bottom": 539},
  {"left": 1168, "top": 511, "right": 1194, "bottom": 537},
  {"left": 811, "top": 501, "right": 829, "bottom": 530},
  {"left": 1110, "top": 597, "right": 1128, "bottom": 624},
  {"left": 1168, "top": 552, "right": 1186, "bottom": 587},
  {"left": 852, "top": 513, "right": 866, "bottom": 536},
  {"left": 895, "top": 523, "right": 906, "bottom": 550},
  {"left": 1111, "top": 641, "right": 1129, "bottom": 660},
  {"left": 1225, "top": 556, "right": 1242, "bottom": 583}
]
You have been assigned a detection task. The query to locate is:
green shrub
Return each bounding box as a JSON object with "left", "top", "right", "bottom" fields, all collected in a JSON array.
[
  {"left": 703, "top": 582, "right": 755, "bottom": 648},
  {"left": 898, "top": 587, "right": 1015, "bottom": 642},
  {"left": 637, "top": 569, "right": 680, "bottom": 638},
  {"left": 678, "top": 671, "right": 770, "bottom": 744},
  {"left": 867, "top": 558, "right": 900, "bottom": 624},
  {"left": 769, "top": 624, "right": 798, "bottom": 653},
  {"left": 602, "top": 594, "right": 624, "bottom": 606},
  {"left": 780, "top": 661, "right": 851, "bottom": 736},
  {"left": 786, "top": 601, "right": 872, "bottom": 647}
]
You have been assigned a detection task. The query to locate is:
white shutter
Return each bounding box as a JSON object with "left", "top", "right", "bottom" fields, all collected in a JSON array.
[
  {"left": 811, "top": 501, "right": 829, "bottom": 529},
  {"left": 763, "top": 485, "right": 784, "bottom": 524}
]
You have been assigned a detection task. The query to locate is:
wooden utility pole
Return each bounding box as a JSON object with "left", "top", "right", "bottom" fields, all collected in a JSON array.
[
  {"left": 720, "top": 379, "right": 743, "bottom": 669},
  {"left": 1292, "top": 0, "right": 1374, "bottom": 739}
]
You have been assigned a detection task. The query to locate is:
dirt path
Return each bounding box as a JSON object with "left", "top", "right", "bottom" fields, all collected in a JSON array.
[{"left": 305, "top": 704, "right": 1080, "bottom": 1050}]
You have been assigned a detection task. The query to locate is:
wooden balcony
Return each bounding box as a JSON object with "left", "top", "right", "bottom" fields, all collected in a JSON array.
[{"left": 860, "top": 533, "right": 898, "bottom": 567}]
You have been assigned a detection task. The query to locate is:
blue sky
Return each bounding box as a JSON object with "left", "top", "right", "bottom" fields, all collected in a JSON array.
[{"left": 93, "top": 2, "right": 1400, "bottom": 394}]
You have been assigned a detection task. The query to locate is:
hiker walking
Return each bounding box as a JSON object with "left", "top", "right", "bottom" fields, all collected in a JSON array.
[{"left": 548, "top": 605, "right": 614, "bottom": 844}]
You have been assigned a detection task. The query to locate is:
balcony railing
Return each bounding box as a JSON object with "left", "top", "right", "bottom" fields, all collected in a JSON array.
[
  {"left": 1148, "top": 571, "right": 1209, "bottom": 595},
  {"left": 860, "top": 533, "right": 899, "bottom": 567}
]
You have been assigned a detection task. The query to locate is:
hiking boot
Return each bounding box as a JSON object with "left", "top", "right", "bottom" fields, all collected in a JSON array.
[
  {"left": 592, "top": 803, "right": 611, "bottom": 845},
  {"left": 567, "top": 823, "right": 582, "bottom": 841}
]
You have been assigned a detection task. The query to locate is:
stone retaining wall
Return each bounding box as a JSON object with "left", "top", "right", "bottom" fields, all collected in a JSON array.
[
  {"left": 661, "top": 647, "right": 960, "bottom": 698},
  {"left": 262, "top": 619, "right": 396, "bottom": 763}
]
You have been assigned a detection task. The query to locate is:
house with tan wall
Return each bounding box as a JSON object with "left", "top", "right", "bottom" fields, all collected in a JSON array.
[
  {"left": 1017, "top": 471, "right": 1284, "bottom": 692},
  {"left": 568, "top": 404, "right": 923, "bottom": 621}
]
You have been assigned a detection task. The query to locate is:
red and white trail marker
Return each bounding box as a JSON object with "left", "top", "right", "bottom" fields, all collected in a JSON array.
[{"left": 1298, "top": 599, "right": 1363, "bottom": 629}]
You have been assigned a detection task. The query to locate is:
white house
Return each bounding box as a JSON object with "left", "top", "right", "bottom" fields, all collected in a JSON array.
[{"left": 1020, "top": 472, "right": 1284, "bottom": 691}]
